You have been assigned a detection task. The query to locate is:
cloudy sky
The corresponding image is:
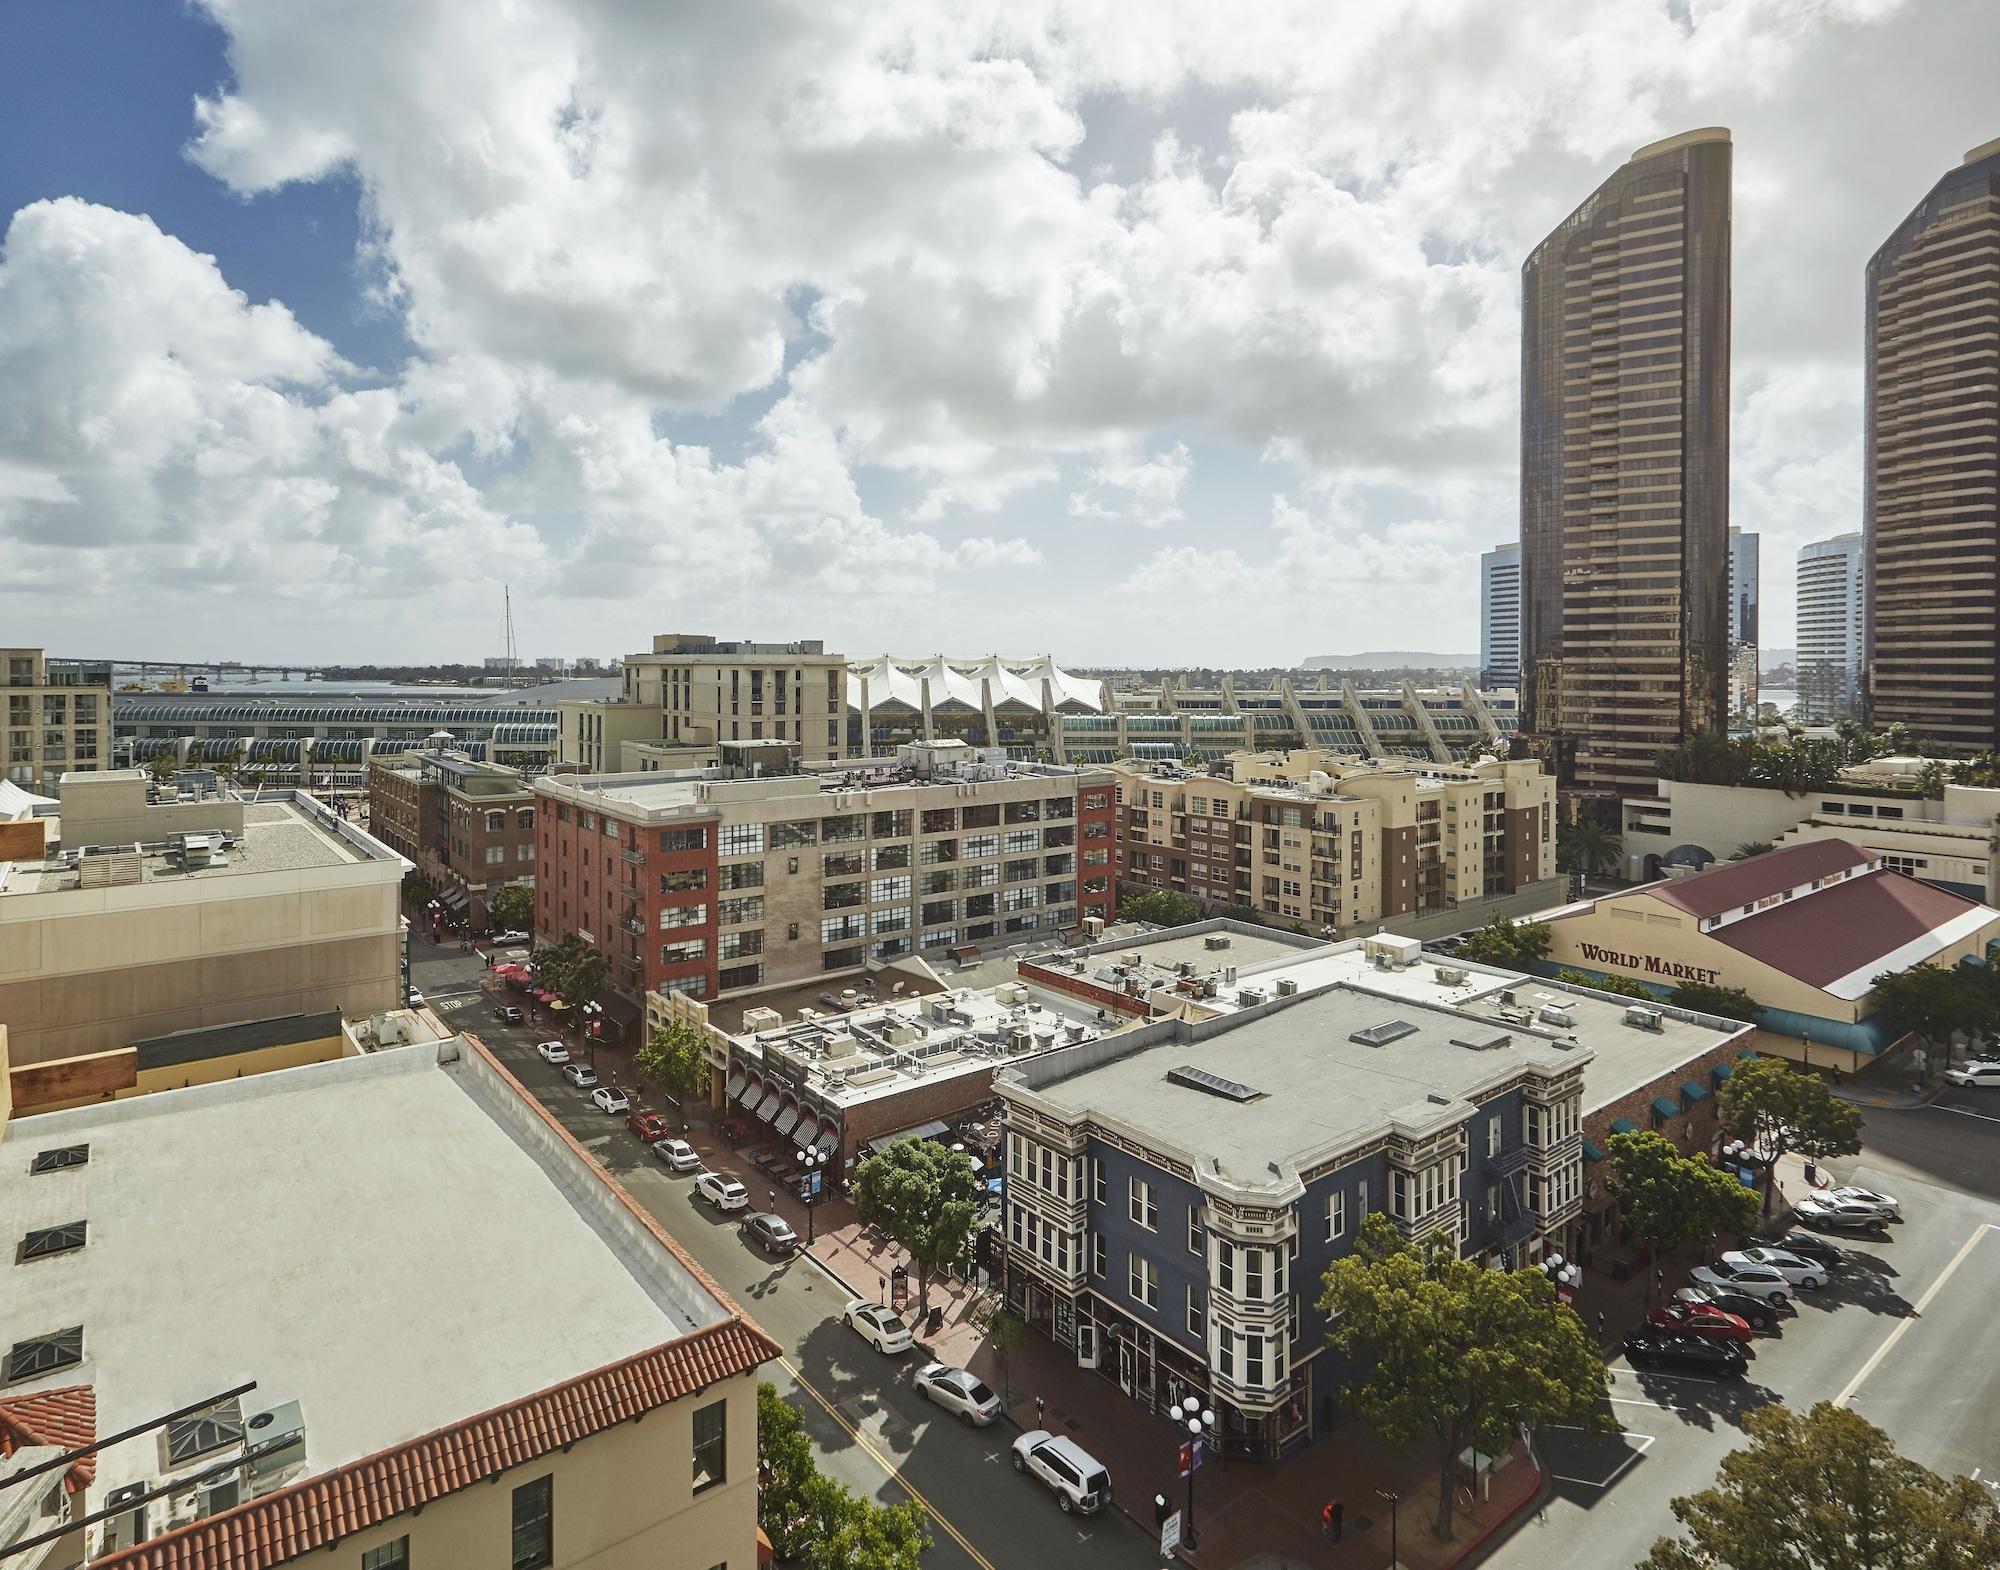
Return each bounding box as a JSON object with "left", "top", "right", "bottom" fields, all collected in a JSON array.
[{"left": 0, "top": 0, "right": 1993, "bottom": 668}]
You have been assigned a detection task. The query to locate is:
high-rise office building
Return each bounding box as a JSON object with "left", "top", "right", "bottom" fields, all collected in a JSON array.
[
  {"left": 1727, "top": 527, "right": 1760, "bottom": 715},
  {"left": 1865, "top": 137, "right": 2000, "bottom": 752},
  {"left": 1480, "top": 543, "right": 1522, "bottom": 688},
  {"left": 1798, "top": 532, "right": 1866, "bottom": 723},
  {"left": 1520, "top": 128, "right": 1733, "bottom": 797}
]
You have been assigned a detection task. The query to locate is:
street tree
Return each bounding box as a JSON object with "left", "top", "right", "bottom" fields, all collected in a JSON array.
[
  {"left": 1717, "top": 1057, "right": 1862, "bottom": 1212},
  {"left": 488, "top": 881, "right": 535, "bottom": 932},
  {"left": 1607, "top": 1131, "right": 1759, "bottom": 1276},
  {"left": 636, "top": 1018, "right": 708, "bottom": 1104},
  {"left": 1321, "top": 1213, "right": 1608, "bottom": 1540},
  {"left": 1557, "top": 818, "right": 1622, "bottom": 877},
  {"left": 970, "top": 1296, "right": 1029, "bottom": 1403},
  {"left": 757, "top": 1383, "right": 932, "bottom": 1570},
  {"left": 1459, "top": 913, "right": 1552, "bottom": 970},
  {"left": 1871, "top": 961, "right": 1999, "bottom": 1073},
  {"left": 1668, "top": 981, "right": 1763, "bottom": 1023},
  {"left": 1553, "top": 968, "right": 1656, "bottom": 1000},
  {"left": 531, "top": 934, "right": 609, "bottom": 1012},
  {"left": 1640, "top": 1400, "right": 2000, "bottom": 1570},
  {"left": 851, "top": 1140, "right": 979, "bottom": 1316},
  {"left": 1118, "top": 888, "right": 1200, "bottom": 927}
]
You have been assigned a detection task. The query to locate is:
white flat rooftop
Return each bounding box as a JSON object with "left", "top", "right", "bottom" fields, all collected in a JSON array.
[{"left": 0, "top": 1044, "right": 726, "bottom": 1509}]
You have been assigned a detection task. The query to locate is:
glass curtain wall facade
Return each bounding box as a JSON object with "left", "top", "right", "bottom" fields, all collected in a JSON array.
[
  {"left": 1797, "top": 532, "right": 1865, "bottom": 723},
  {"left": 1480, "top": 543, "right": 1522, "bottom": 688},
  {"left": 1520, "top": 128, "right": 1732, "bottom": 797},
  {"left": 1864, "top": 137, "right": 2000, "bottom": 753}
]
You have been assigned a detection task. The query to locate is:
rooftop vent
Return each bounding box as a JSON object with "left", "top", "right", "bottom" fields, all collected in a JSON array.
[
  {"left": 1624, "top": 1006, "right": 1664, "bottom": 1032},
  {"left": 1350, "top": 1020, "right": 1418, "bottom": 1048},
  {"left": 29, "top": 1143, "right": 89, "bottom": 1175},
  {"left": 1166, "top": 1064, "right": 1265, "bottom": 1103},
  {"left": 20, "top": 1220, "right": 87, "bottom": 1261},
  {"left": 1204, "top": 934, "right": 1232, "bottom": 950},
  {"left": 1275, "top": 978, "right": 1300, "bottom": 997},
  {"left": 1538, "top": 1005, "right": 1575, "bottom": 1028}
]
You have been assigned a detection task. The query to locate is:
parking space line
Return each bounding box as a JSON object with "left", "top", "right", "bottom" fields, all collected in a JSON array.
[
  {"left": 780, "top": 1352, "right": 999, "bottom": 1570},
  {"left": 1545, "top": 1426, "right": 1655, "bottom": 1489},
  {"left": 1835, "top": 1223, "right": 1998, "bottom": 1408},
  {"left": 1926, "top": 1104, "right": 2000, "bottom": 1126}
]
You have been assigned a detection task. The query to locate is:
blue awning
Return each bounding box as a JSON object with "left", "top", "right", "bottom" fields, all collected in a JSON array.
[
  {"left": 1738, "top": 1048, "right": 1757, "bottom": 1058},
  {"left": 1680, "top": 1080, "right": 1708, "bottom": 1103},
  {"left": 1609, "top": 1117, "right": 1637, "bottom": 1135},
  {"left": 1581, "top": 1138, "right": 1604, "bottom": 1163},
  {"left": 1651, "top": 1095, "right": 1681, "bottom": 1120},
  {"left": 1712, "top": 1061, "right": 1733, "bottom": 1081}
]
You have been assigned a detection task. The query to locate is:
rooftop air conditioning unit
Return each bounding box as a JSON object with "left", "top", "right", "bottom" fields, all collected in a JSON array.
[
  {"left": 1238, "top": 986, "right": 1267, "bottom": 1006},
  {"left": 1624, "top": 1005, "right": 1664, "bottom": 1032},
  {"left": 1538, "top": 1005, "right": 1575, "bottom": 1028},
  {"left": 1435, "top": 966, "right": 1467, "bottom": 986},
  {"left": 244, "top": 1400, "right": 307, "bottom": 1491},
  {"left": 197, "top": 1473, "right": 242, "bottom": 1519},
  {"left": 1275, "top": 978, "right": 1300, "bottom": 997},
  {"left": 101, "top": 1483, "right": 150, "bottom": 1553},
  {"left": 1082, "top": 916, "right": 1105, "bottom": 939},
  {"left": 1201, "top": 979, "right": 1219, "bottom": 998},
  {"left": 1499, "top": 989, "right": 1516, "bottom": 1006},
  {"left": 1203, "top": 934, "right": 1231, "bottom": 951}
]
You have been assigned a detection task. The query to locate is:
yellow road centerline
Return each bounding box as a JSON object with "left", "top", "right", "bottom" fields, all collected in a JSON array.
[{"left": 779, "top": 1353, "right": 1000, "bottom": 1570}]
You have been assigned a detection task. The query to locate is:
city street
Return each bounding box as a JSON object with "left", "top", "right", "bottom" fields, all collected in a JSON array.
[
  {"left": 410, "top": 937, "right": 1162, "bottom": 1570},
  {"left": 1489, "top": 1092, "right": 2000, "bottom": 1570}
]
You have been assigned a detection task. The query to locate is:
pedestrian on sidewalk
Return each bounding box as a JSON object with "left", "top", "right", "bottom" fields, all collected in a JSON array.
[{"left": 1322, "top": 1499, "right": 1343, "bottom": 1541}]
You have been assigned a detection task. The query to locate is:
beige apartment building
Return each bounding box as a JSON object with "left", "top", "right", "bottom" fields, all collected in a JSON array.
[
  {"left": 0, "top": 772, "right": 406, "bottom": 1066},
  {"left": 535, "top": 742, "right": 1118, "bottom": 1008},
  {"left": 4, "top": 648, "right": 112, "bottom": 795},
  {"left": 630, "top": 633, "right": 847, "bottom": 758},
  {"left": 1865, "top": 136, "right": 2000, "bottom": 752},
  {"left": 1113, "top": 751, "right": 1556, "bottom": 934},
  {"left": 0, "top": 1035, "right": 778, "bottom": 1570}
]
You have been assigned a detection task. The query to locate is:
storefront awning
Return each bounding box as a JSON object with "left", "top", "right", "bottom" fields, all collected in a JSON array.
[
  {"left": 1711, "top": 1060, "right": 1733, "bottom": 1081},
  {"left": 1680, "top": 1079, "right": 1708, "bottom": 1103},
  {"left": 1651, "top": 1095, "right": 1681, "bottom": 1120},
  {"left": 793, "top": 1118, "right": 820, "bottom": 1152},
  {"left": 862, "top": 1119, "right": 951, "bottom": 1160},
  {"left": 437, "top": 885, "right": 470, "bottom": 908},
  {"left": 753, "top": 1088, "right": 783, "bottom": 1121},
  {"left": 1581, "top": 1138, "right": 1604, "bottom": 1164},
  {"left": 773, "top": 1104, "right": 803, "bottom": 1139},
  {"left": 725, "top": 1071, "right": 746, "bottom": 1100},
  {"left": 1609, "top": 1117, "right": 1637, "bottom": 1135},
  {"left": 814, "top": 1128, "right": 839, "bottom": 1156},
  {"left": 599, "top": 992, "right": 642, "bottom": 1028}
]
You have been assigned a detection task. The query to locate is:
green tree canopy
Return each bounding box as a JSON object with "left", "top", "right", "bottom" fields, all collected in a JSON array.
[
  {"left": 851, "top": 1140, "right": 979, "bottom": 1315},
  {"left": 758, "top": 1383, "right": 931, "bottom": 1570},
  {"left": 1668, "top": 981, "right": 1763, "bottom": 1023},
  {"left": 1731, "top": 842, "right": 1775, "bottom": 861},
  {"left": 1118, "top": 888, "right": 1201, "bottom": 927},
  {"left": 1459, "top": 913, "right": 1553, "bottom": 969},
  {"left": 636, "top": 1018, "right": 709, "bottom": 1103},
  {"left": 1607, "top": 1131, "right": 1759, "bottom": 1267},
  {"left": 1640, "top": 1400, "right": 2000, "bottom": 1570},
  {"left": 1320, "top": 1213, "right": 1608, "bottom": 1540},
  {"left": 1558, "top": 818, "right": 1623, "bottom": 876},
  {"left": 488, "top": 882, "right": 535, "bottom": 931},
  {"left": 1717, "top": 1056, "right": 1863, "bottom": 1212},
  {"left": 1870, "top": 961, "right": 2000, "bottom": 1072},
  {"left": 1553, "top": 968, "right": 1656, "bottom": 1000},
  {"left": 532, "top": 933, "right": 610, "bottom": 1012}
]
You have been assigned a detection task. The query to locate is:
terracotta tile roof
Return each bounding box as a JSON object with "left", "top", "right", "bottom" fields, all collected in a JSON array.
[
  {"left": 1710, "top": 867, "right": 1984, "bottom": 989},
  {"left": 91, "top": 1317, "right": 779, "bottom": 1570},
  {"left": 0, "top": 1382, "right": 97, "bottom": 1491},
  {"left": 1638, "top": 839, "right": 1877, "bottom": 920},
  {"left": 91, "top": 1034, "right": 782, "bottom": 1570}
]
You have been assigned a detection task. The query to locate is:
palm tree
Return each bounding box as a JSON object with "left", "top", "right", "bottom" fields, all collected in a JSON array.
[
  {"left": 1558, "top": 819, "right": 1622, "bottom": 877},
  {"left": 1732, "top": 841, "right": 1774, "bottom": 860}
]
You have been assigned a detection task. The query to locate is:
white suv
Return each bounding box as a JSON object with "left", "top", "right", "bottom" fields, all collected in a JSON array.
[{"left": 1012, "top": 1431, "right": 1110, "bottom": 1515}]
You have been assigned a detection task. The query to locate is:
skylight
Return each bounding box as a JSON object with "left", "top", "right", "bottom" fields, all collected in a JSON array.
[
  {"left": 1165, "top": 1064, "right": 1263, "bottom": 1102},
  {"left": 1349, "top": 1020, "right": 1418, "bottom": 1048}
]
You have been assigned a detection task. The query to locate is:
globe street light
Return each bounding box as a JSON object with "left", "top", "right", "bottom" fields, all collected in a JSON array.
[
  {"left": 1177, "top": 1396, "right": 1214, "bottom": 1549},
  {"left": 798, "top": 1147, "right": 829, "bottom": 1244}
]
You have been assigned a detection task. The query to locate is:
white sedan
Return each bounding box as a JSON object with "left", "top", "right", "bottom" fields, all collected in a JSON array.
[
  {"left": 1725, "top": 1247, "right": 1826, "bottom": 1291},
  {"left": 915, "top": 1363, "right": 1003, "bottom": 1425},
  {"left": 535, "top": 1039, "right": 570, "bottom": 1064},
  {"left": 406, "top": 989, "right": 426, "bottom": 1008},
  {"left": 560, "top": 1062, "right": 598, "bottom": 1089},
  {"left": 694, "top": 1172, "right": 750, "bottom": 1212},
  {"left": 590, "top": 1086, "right": 631, "bottom": 1116},
  {"left": 1943, "top": 1061, "right": 2000, "bottom": 1088},
  {"left": 655, "top": 1138, "right": 701, "bottom": 1173},
  {"left": 1691, "top": 1259, "right": 1791, "bottom": 1304},
  {"left": 1828, "top": 1185, "right": 1901, "bottom": 1221},
  {"left": 842, "top": 1300, "right": 915, "bottom": 1355},
  {"left": 1794, "top": 1194, "right": 1891, "bottom": 1232}
]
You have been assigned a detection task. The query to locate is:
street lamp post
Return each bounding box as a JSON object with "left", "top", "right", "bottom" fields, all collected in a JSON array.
[
  {"left": 1176, "top": 1396, "right": 1213, "bottom": 1549},
  {"left": 1376, "top": 1487, "right": 1402, "bottom": 1569},
  {"left": 799, "top": 1148, "right": 828, "bottom": 1244}
]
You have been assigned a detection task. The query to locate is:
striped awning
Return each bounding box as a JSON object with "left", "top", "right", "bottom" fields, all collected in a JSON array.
[
  {"left": 773, "top": 1104, "right": 803, "bottom": 1139},
  {"left": 725, "top": 1071, "right": 746, "bottom": 1100},
  {"left": 793, "top": 1119, "right": 821, "bottom": 1152},
  {"left": 754, "top": 1089, "right": 783, "bottom": 1121},
  {"left": 814, "top": 1127, "right": 839, "bottom": 1156}
]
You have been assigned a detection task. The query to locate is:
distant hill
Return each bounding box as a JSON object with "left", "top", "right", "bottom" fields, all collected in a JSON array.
[{"left": 1302, "top": 651, "right": 1478, "bottom": 671}]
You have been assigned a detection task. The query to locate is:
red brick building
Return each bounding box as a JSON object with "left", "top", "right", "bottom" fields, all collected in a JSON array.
[{"left": 366, "top": 751, "right": 537, "bottom": 931}]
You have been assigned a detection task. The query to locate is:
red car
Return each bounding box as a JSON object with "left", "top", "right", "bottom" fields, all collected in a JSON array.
[
  {"left": 1647, "top": 1301, "right": 1753, "bottom": 1343},
  {"left": 626, "top": 1110, "right": 670, "bottom": 1144}
]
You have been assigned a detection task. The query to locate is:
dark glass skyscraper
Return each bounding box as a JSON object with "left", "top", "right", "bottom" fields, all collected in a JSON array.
[
  {"left": 1865, "top": 137, "right": 2000, "bottom": 753},
  {"left": 1520, "top": 128, "right": 1732, "bottom": 798}
]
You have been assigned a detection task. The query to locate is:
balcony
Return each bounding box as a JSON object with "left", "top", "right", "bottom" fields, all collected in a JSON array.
[
  {"left": 618, "top": 881, "right": 641, "bottom": 901},
  {"left": 1486, "top": 1143, "right": 1532, "bottom": 1178},
  {"left": 621, "top": 848, "right": 646, "bottom": 867},
  {"left": 619, "top": 915, "right": 646, "bottom": 937}
]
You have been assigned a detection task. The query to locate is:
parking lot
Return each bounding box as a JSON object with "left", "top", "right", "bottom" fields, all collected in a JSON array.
[{"left": 1491, "top": 1104, "right": 2000, "bottom": 1570}]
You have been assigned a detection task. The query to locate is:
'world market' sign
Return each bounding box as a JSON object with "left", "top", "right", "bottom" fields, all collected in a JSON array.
[{"left": 1576, "top": 941, "right": 1722, "bottom": 985}]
